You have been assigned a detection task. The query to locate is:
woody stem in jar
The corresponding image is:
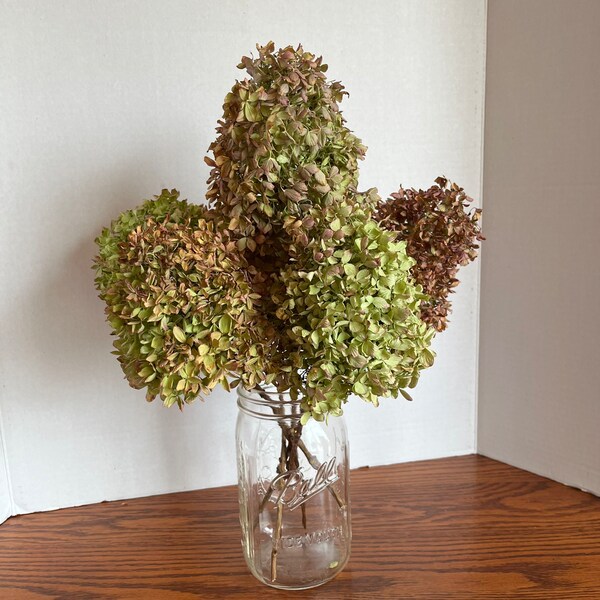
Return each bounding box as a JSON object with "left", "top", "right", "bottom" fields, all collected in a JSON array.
[
  {"left": 252, "top": 386, "right": 304, "bottom": 518},
  {"left": 285, "top": 420, "right": 307, "bottom": 529},
  {"left": 279, "top": 391, "right": 307, "bottom": 529},
  {"left": 297, "top": 439, "right": 345, "bottom": 510},
  {"left": 252, "top": 385, "right": 306, "bottom": 581},
  {"left": 251, "top": 421, "right": 307, "bottom": 535},
  {"left": 270, "top": 432, "right": 287, "bottom": 582},
  {"left": 252, "top": 384, "right": 346, "bottom": 581},
  {"left": 253, "top": 385, "right": 346, "bottom": 512}
]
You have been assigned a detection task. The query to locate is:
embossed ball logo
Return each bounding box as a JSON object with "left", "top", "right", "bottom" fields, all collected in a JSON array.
[{"left": 269, "top": 457, "right": 339, "bottom": 511}]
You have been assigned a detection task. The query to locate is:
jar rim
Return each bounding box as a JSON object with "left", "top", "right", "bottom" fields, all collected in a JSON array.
[{"left": 237, "top": 385, "right": 302, "bottom": 420}]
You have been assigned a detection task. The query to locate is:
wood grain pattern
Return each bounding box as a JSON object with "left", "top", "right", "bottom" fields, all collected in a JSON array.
[{"left": 0, "top": 455, "right": 599, "bottom": 599}]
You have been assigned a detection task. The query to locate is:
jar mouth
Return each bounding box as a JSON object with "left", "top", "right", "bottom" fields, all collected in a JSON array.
[{"left": 237, "top": 385, "right": 302, "bottom": 420}]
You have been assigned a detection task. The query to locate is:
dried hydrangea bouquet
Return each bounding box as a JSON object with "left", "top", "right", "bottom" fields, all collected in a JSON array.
[{"left": 94, "top": 42, "right": 483, "bottom": 590}]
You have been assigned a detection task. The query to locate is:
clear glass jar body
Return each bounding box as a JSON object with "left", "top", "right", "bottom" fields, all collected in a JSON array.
[{"left": 236, "top": 386, "right": 351, "bottom": 590}]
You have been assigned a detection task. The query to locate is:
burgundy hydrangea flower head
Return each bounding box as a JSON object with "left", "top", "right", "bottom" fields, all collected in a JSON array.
[{"left": 376, "top": 177, "right": 484, "bottom": 332}]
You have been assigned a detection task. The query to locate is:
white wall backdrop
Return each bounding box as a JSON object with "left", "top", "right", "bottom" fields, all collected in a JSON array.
[
  {"left": 478, "top": 0, "right": 600, "bottom": 495},
  {"left": 0, "top": 431, "right": 11, "bottom": 523},
  {"left": 0, "top": 0, "right": 486, "bottom": 518}
]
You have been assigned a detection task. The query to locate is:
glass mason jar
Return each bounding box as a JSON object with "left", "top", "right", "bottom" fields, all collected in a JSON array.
[{"left": 236, "top": 386, "right": 351, "bottom": 590}]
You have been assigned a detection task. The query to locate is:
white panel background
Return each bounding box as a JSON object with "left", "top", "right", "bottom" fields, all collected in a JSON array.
[
  {"left": 478, "top": 0, "right": 600, "bottom": 495},
  {"left": 0, "top": 0, "right": 486, "bottom": 517},
  {"left": 0, "top": 421, "right": 11, "bottom": 522}
]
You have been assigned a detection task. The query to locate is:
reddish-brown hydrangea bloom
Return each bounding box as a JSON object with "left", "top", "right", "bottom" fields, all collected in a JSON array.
[{"left": 376, "top": 177, "right": 484, "bottom": 332}]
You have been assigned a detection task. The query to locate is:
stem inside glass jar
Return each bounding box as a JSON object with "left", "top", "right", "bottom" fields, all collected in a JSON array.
[{"left": 253, "top": 384, "right": 346, "bottom": 582}]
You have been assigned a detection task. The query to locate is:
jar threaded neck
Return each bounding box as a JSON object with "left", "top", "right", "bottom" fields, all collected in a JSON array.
[{"left": 237, "top": 386, "right": 302, "bottom": 420}]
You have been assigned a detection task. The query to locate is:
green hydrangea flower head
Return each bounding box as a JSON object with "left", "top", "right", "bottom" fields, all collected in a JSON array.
[
  {"left": 205, "top": 41, "right": 367, "bottom": 266},
  {"left": 94, "top": 189, "right": 280, "bottom": 408},
  {"left": 275, "top": 192, "right": 436, "bottom": 420}
]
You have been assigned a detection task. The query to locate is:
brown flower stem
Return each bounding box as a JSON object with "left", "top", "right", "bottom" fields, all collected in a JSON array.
[
  {"left": 301, "top": 498, "right": 307, "bottom": 530},
  {"left": 284, "top": 422, "right": 308, "bottom": 531},
  {"left": 271, "top": 433, "right": 287, "bottom": 582},
  {"left": 256, "top": 485, "right": 273, "bottom": 519},
  {"left": 253, "top": 386, "right": 344, "bottom": 510},
  {"left": 298, "top": 439, "right": 345, "bottom": 510},
  {"left": 252, "top": 384, "right": 345, "bottom": 578}
]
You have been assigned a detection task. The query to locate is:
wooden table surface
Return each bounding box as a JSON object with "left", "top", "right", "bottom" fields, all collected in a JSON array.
[{"left": 0, "top": 455, "right": 599, "bottom": 599}]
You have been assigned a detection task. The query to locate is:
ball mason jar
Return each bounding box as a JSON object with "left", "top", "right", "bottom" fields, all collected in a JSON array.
[{"left": 236, "top": 386, "right": 351, "bottom": 590}]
